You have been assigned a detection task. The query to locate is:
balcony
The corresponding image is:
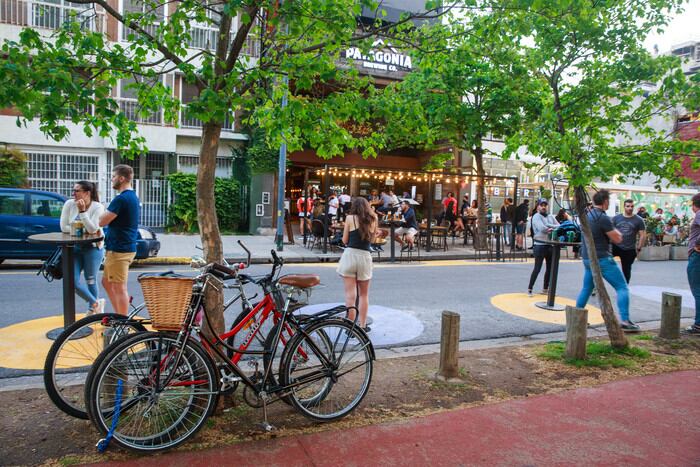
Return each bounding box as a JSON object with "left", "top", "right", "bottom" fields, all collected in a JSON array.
[
  {"left": 116, "top": 98, "right": 162, "bottom": 125},
  {"left": 180, "top": 107, "right": 234, "bottom": 131},
  {"left": 0, "top": 0, "right": 105, "bottom": 32}
]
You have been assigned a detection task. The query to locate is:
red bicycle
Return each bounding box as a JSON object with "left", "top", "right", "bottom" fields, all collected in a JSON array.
[{"left": 85, "top": 249, "right": 374, "bottom": 452}]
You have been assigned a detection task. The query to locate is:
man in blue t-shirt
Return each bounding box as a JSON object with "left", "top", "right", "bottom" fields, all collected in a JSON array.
[
  {"left": 99, "top": 164, "right": 140, "bottom": 315},
  {"left": 575, "top": 190, "right": 638, "bottom": 331}
]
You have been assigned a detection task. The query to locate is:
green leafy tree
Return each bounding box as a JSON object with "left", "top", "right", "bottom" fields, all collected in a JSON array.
[
  {"left": 502, "top": 0, "right": 700, "bottom": 348},
  {"left": 380, "top": 14, "right": 542, "bottom": 245},
  {"left": 0, "top": 0, "right": 447, "bottom": 336},
  {"left": 0, "top": 149, "right": 29, "bottom": 188}
]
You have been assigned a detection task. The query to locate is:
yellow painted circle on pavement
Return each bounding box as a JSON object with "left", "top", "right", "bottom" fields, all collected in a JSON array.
[
  {"left": 0, "top": 315, "right": 77, "bottom": 370},
  {"left": 0, "top": 314, "right": 150, "bottom": 370},
  {"left": 490, "top": 293, "right": 604, "bottom": 325}
]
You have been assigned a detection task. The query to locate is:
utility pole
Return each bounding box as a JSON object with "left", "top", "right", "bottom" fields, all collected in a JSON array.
[{"left": 274, "top": 77, "right": 289, "bottom": 251}]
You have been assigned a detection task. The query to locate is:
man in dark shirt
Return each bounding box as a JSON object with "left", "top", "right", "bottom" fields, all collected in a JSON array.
[
  {"left": 514, "top": 199, "right": 529, "bottom": 250},
  {"left": 99, "top": 164, "right": 140, "bottom": 315},
  {"left": 612, "top": 199, "right": 647, "bottom": 284},
  {"left": 395, "top": 200, "right": 418, "bottom": 251},
  {"left": 685, "top": 193, "right": 700, "bottom": 334},
  {"left": 575, "top": 190, "right": 638, "bottom": 331}
]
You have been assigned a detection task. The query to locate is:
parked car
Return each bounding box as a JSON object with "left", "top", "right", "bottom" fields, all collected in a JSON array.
[{"left": 0, "top": 188, "right": 160, "bottom": 263}]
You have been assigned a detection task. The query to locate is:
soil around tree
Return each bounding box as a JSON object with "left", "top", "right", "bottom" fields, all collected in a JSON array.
[{"left": 1, "top": 333, "right": 699, "bottom": 466}]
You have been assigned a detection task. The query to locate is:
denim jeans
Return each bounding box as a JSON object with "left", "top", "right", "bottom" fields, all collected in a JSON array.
[
  {"left": 576, "top": 256, "right": 630, "bottom": 321},
  {"left": 503, "top": 222, "right": 513, "bottom": 246},
  {"left": 687, "top": 251, "right": 700, "bottom": 326},
  {"left": 528, "top": 244, "right": 552, "bottom": 291},
  {"left": 74, "top": 245, "right": 104, "bottom": 308}
]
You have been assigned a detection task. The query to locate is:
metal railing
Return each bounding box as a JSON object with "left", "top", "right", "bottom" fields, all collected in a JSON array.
[
  {"left": 179, "top": 107, "right": 234, "bottom": 131},
  {"left": 0, "top": 0, "right": 105, "bottom": 32},
  {"left": 116, "top": 98, "right": 162, "bottom": 125}
]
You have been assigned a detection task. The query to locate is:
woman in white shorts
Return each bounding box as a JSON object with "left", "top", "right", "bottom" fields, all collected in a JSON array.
[{"left": 337, "top": 197, "right": 377, "bottom": 332}]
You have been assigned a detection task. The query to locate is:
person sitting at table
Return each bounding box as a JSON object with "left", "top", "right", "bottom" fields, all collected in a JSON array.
[
  {"left": 527, "top": 200, "right": 560, "bottom": 297},
  {"left": 663, "top": 217, "right": 679, "bottom": 240},
  {"left": 395, "top": 200, "right": 419, "bottom": 251}
]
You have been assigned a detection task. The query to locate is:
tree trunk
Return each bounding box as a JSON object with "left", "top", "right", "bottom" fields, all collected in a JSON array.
[
  {"left": 198, "top": 122, "right": 225, "bottom": 340},
  {"left": 474, "top": 147, "right": 487, "bottom": 249},
  {"left": 574, "top": 186, "right": 628, "bottom": 349}
]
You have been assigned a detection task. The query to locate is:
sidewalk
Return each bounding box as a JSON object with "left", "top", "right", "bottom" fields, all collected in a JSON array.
[
  {"left": 148, "top": 233, "right": 527, "bottom": 264},
  {"left": 97, "top": 370, "right": 700, "bottom": 467}
]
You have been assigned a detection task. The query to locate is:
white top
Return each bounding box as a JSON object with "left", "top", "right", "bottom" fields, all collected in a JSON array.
[
  {"left": 328, "top": 197, "right": 339, "bottom": 215},
  {"left": 339, "top": 194, "right": 351, "bottom": 204},
  {"left": 60, "top": 199, "right": 106, "bottom": 246}
]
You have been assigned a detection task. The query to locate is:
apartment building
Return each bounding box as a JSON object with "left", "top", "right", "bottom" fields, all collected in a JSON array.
[{"left": 0, "top": 0, "right": 257, "bottom": 227}]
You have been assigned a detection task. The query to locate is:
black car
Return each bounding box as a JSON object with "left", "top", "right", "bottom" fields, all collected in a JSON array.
[{"left": 0, "top": 188, "right": 160, "bottom": 263}]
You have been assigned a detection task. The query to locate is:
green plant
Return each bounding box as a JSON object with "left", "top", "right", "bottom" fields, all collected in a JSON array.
[
  {"left": 644, "top": 217, "right": 663, "bottom": 245},
  {"left": 0, "top": 148, "right": 28, "bottom": 188},
  {"left": 538, "top": 341, "right": 650, "bottom": 368},
  {"left": 167, "top": 173, "right": 241, "bottom": 233}
]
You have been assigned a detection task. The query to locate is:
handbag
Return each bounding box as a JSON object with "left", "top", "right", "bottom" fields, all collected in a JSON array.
[{"left": 38, "top": 247, "right": 63, "bottom": 282}]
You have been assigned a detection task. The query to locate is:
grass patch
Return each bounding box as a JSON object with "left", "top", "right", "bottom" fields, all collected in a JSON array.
[
  {"left": 538, "top": 341, "right": 650, "bottom": 368},
  {"left": 632, "top": 334, "right": 653, "bottom": 341},
  {"left": 59, "top": 456, "right": 82, "bottom": 466}
]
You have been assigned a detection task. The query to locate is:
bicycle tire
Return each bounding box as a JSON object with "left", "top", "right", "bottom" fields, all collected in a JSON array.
[
  {"left": 280, "top": 318, "right": 373, "bottom": 422},
  {"left": 86, "top": 331, "right": 218, "bottom": 452},
  {"left": 43, "top": 313, "right": 147, "bottom": 419},
  {"left": 264, "top": 316, "right": 332, "bottom": 405}
]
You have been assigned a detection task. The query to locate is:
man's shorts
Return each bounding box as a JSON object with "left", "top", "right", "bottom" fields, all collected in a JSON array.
[
  {"left": 515, "top": 224, "right": 525, "bottom": 234},
  {"left": 395, "top": 227, "right": 418, "bottom": 238},
  {"left": 103, "top": 251, "right": 136, "bottom": 283}
]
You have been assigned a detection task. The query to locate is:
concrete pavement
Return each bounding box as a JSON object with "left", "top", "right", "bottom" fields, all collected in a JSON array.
[{"left": 94, "top": 370, "right": 700, "bottom": 467}]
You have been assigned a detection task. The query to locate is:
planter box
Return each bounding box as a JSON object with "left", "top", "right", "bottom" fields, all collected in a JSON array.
[
  {"left": 638, "top": 245, "right": 670, "bottom": 261},
  {"left": 671, "top": 246, "right": 689, "bottom": 261}
]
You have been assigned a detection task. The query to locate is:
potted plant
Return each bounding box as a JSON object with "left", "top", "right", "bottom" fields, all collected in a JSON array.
[
  {"left": 638, "top": 217, "right": 670, "bottom": 261},
  {"left": 671, "top": 215, "right": 691, "bottom": 261}
]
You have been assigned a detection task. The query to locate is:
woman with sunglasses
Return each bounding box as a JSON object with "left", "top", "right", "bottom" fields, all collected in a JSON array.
[{"left": 60, "top": 181, "right": 106, "bottom": 315}]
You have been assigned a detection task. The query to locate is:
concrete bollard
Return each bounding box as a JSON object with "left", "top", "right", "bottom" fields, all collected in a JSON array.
[{"left": 659, "top": 292, "right": 682, "bottom": 339}]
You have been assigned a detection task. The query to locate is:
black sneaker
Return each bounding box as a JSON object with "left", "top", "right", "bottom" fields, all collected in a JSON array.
[
  {"left": 621, "top": 320, "right": 641, "bottom": 332},
  {"left": 362, "top": 325, "right": 371, "bottom": 333},
  {"left": 401, "top": 245, "right": 409, "bottom": 252},
  {"left": 683, "top": 324, "right": 700, "bottom": 335}
]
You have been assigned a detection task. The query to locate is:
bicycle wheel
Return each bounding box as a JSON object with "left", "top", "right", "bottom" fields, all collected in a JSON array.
[
  {"left": 43, "top": 313, "right": 147, "bottom": 419},
  {"left": 280, "top": 318, "right": 373, "bottom": 421},
  {"left": 86, "top": 332, "right": 218, "bottom": 452}
]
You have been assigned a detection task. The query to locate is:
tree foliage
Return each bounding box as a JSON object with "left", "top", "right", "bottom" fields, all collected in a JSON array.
[
  {"left": 497, "top": 0, "right": 700, "bottom": 347},
  {"left": 167, "top": 172, "right": 242, "bottom": 232},
  {"left": 0, "top": 149, "right": 29, "bottom": 188}
]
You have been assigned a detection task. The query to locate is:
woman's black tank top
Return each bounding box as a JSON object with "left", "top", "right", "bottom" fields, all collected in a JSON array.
[{"left": 346, "top": 217, "right": 371, "bottom": 251}]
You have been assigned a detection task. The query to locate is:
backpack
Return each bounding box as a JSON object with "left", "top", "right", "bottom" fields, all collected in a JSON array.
[{"left": 38, "top": 247, "right": 63, "bottom": 282}]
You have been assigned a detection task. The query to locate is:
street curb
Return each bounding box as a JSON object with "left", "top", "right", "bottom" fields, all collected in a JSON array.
[{"left": 1, "top": 318, "right": 690, "bottom": 392}]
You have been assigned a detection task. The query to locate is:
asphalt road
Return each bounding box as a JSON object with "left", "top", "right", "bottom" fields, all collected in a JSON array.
[{"left": 0, "top": 258, "right": 694, "bottom": 346}]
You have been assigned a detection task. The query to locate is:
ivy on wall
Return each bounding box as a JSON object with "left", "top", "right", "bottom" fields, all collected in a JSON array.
[{"left": 167, "top": 173, "right": 242, "bottom": 233}]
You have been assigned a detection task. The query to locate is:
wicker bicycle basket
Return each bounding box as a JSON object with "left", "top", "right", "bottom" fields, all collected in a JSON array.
[{"left": 138, "top": 276, "right": 195, "bottom": 331}]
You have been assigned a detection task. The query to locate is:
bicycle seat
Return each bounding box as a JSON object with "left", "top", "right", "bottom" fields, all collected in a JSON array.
[{"left": 278, "top": 274, "right": 320, "bottom": 289}]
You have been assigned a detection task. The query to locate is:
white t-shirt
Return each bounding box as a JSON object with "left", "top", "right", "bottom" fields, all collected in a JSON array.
[
  {"left": 339, "top": 194, "right": 351, "bottom": 204},
  {"left": 328, "top": 197, "right": 339, "bottom": 215}
]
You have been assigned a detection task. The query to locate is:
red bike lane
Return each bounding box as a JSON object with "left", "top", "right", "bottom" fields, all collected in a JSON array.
[{"left": 96, "top": 370, "right": 700, "bottom": 466}]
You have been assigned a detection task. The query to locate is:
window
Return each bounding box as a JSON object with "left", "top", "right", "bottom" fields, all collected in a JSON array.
[
  {"left": 30, "top": 194, "right": 63, "bottom": 218},
  {"left": 25, "top": 152, "right": 100, "bottom": 198},
  {"left": 122, "top": 0, "right": 165, "bottom": 40},
  {"left": 0, "top": 192, "right": 25, "bottom": 215}
]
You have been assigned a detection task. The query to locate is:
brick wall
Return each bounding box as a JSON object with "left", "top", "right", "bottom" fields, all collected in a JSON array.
[{"left": 677, "top": 119, "right": 700, "bottom": 183}]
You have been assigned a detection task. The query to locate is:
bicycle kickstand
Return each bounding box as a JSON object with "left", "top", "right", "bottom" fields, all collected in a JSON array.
[{"left": 258, "top": 394, "right": 276, "bottom": 433}]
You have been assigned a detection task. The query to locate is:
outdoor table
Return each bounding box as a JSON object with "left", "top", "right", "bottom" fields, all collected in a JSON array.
[
  {"left": 534, "top": 238, "right": 582, "bottom": 311},
  {"left": 29, "top": 232, "right": 104, "bottom": 339},
  {"left": 462, "top": 217, "right": 477, "bottom": 245},
  {"left": 379, "top": 219, "right": 404, "bottom": 263}
]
